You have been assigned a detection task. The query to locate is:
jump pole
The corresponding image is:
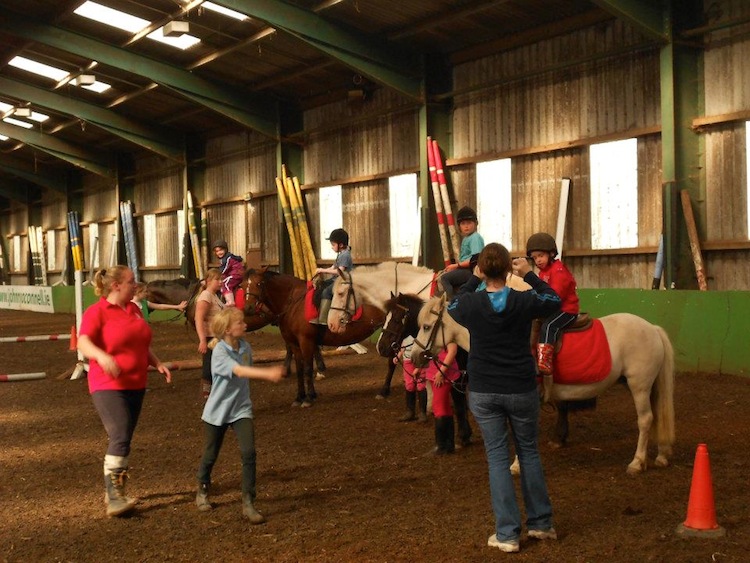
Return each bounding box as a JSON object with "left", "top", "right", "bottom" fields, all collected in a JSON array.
[
  {"left": 70, "top": 269, "right": 88, "bottom": 380},
  {"left": 426, "top": 136, "right": 452, "bottom": 267},
  {"left": 0, "top": 372, "right": 46, "bottom": 382},
  {"left": 555, "top": 178, "right": 571, "bottom": 260},
  {"left": 0, "top": 334, "right": 71, "bottom": 343}
]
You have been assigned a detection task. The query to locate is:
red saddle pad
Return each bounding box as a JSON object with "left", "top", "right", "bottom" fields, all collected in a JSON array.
[{"left": 553, "top": 319, "right": 612, "bottom": 385}]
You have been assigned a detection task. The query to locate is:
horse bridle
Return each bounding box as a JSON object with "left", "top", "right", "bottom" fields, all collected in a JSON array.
[
  {"left": 413, "top": 299, "right": 450, "bottom": 370},
  {"left": 329, "top": 269, "right": 359, "bottom": 326},
  {"left": 243, "top": 274, "right": 278, "bottom": 324},
  {"left": 381, "top": 302, "right": 410, "bottom": 354}
]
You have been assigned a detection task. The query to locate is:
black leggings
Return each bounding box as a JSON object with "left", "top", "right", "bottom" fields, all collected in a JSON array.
[
  {"left": 91, "top": 389, "right": 146, "bottom": 457},
  {"left": 197, "top": 418, "right": 257, "bottom": 497},
  {"left": 201, "top": 342, "right": 214, "bottom": 383}
]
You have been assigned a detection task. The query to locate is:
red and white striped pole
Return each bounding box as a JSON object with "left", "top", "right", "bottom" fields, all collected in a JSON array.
[
  {"left": 431, "top": 139, "right": 460, "bottom": 261},
  {"left": 427, "top": 136, "right": 452, "bottom": 267},
  {"left": 0, "top": 334, "right": 71, "bottom": 343},
  {"left": 0, "top": 372, "right": 46, "bottom": 382}
]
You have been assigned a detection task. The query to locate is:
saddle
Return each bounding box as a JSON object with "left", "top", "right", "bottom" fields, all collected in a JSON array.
[{"left": 531, "top": 313, "right": 592, "bottom": 353}]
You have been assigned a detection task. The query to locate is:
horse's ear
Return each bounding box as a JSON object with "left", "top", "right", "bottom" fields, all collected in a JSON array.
[
  {"left": 439, "top": 294, "right": 447, "bottom": 306},
  {"left": 390, "top": 291, "right": 396, "bottom": 299}
]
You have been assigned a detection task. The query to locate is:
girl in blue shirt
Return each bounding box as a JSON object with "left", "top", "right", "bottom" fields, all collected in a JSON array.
[{"left": 195, "top": 307, "right": 284, "bottom": 523}]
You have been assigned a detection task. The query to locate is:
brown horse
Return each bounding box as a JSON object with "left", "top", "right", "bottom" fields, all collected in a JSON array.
[
  {"left": 180, "top": 274, "right": 325, "bottom": 378},
  {"left": 243, "top": 267, "right": 385, "bottom": 407},
  {"left": 375, "top": 293, "right": 424, "bottom": 398}
]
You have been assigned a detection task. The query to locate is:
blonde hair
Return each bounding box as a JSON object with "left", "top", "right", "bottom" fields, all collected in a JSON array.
[
  {"left": 205, "top": 268, "right": 221, "bottom": 282},
  {"left": 93, "top": 265, "right": 131, "bottom": 297},
  {"left": 211, "top": 307, "right": 244, "bottom": 338}
]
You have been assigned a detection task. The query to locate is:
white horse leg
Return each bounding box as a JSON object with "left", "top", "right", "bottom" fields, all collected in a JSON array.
[{"left": 627, "top": 389, "right": 654, "bottom": 474}]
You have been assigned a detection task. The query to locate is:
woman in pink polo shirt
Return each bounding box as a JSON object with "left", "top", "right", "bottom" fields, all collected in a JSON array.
[{"left": 77, "top": 265, "right": 172, "bottom": 518}]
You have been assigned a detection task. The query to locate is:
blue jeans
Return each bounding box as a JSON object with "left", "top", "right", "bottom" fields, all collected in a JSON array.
[{"left": 469, "top": 389, "right": 553, "bottom": 542}]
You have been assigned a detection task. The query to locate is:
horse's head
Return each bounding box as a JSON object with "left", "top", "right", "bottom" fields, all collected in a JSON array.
[
  {"left": 328, "top": 269, "right": 356, "bottom": 333},
  {"left": 242, "top": 267, "right": 278, "bottom": 327},
  {"left": 411, "top": 295, "right": 452, "bottom": 368},
  {"left": 376, "top": 292, "right": 424, "bottom": 358}
]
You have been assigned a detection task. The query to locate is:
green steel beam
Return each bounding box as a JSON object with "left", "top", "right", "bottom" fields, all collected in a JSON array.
[
  {"left": 590, "top": 0, "right": 668, "bottom": 42},
  {"left": 659, "top": 1, "right": 703, "bottom": 290},
  {"left": 0, "top": 77, "right": 184, "bottom": 161},
  {"left": 0, "top": 12, "right": 279, "bottom": 139},
  {"left": 0, "top": 154, "right": 68, "bottom": 194},
  {"left": 0, "top": 122, "right": 113, "bottom": 178},
  {"left": 218, "top": 0, "right": 423, "bottom": 101}
]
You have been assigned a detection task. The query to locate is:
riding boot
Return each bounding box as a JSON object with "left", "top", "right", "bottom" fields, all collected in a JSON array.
[
  {"left": 242, "top": 492, "right": 266, "bottom": 524},
  {"left": 416, "top": 389, "right": 428, "bottom": 423},
  {"left": 310, "top": 299, "right": 331, "bottom": 325},
  {"left": 104, "top": 468, "right": 138, "bottom": 517},
  {"left": 433, "top": 416, "right": 455, "bottom": 455},
  {"left": 537, "top": 343, "right": 555, "bottom": 376},
  {"left": 398, "top": 390, "right": 417, "bottom": 422},
  {"left": 195, "top": 482, "right": 212, "bottom": 512},
  {"left": 451, "top": 385, "right": 472, "bottom": 446}
]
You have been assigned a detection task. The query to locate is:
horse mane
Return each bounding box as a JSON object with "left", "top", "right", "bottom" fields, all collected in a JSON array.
[{"left": 342, "top": 262, "right": 434, "bottom": 307}]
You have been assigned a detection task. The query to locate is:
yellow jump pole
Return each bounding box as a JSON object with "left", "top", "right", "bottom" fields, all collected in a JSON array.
[
  {"left": 276, "top": 176, "right": 304, "bottom": 278},
  {"left": 285, "top": 176, "right": 314, "bottom": 280},
  {"left": 292, "top": 176, "right": 318, "bottom": 279}
]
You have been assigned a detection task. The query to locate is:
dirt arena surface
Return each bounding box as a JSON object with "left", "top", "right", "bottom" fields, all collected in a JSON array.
[{"left": 1, "top": 310, "right": 749, "bottom": 562}]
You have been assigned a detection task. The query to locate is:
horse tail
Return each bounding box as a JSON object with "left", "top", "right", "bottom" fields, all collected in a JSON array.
[{"left": 651, "top": 325, "right": 675, "bottom": 452}]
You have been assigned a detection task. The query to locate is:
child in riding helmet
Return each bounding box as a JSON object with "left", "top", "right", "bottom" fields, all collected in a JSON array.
[
  {"left": 526, "top": 232, "right": 579, "bottom": 376},
  {"left": 440, "top": 206, "right": 485, "bottom": 299},
  {"left": 213, "top": 240, "right": 244, "bottom": 307},
  {"left": 311, "top": 228, "right": 353, "bottom": 325}
]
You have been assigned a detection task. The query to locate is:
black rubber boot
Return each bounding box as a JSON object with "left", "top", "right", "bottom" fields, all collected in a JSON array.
[
  {"left": 417, "top": 389, "right": 428, "bottom": 423},
  {"left": 398, "top": 390, "right": 417, "bottom": 422},
  {"left": 242, "top": 492, "right": 266, "bottom": 524},
  {"left": 433, "top": 416, "right": 455, "bottom": 455}
]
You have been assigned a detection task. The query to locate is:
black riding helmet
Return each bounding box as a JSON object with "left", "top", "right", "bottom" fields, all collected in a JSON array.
[
  {"left": 456, "top": 206, "right": 478, "bottom": 223},
  {"left": 526, "top": 232, "right": 558, "bottom": 258},
  {"left": 327, "top": 228, "right": 349, "bottom": 246},
  {"left": 212, "top": 239, "right": 228, "bottom": 250}
]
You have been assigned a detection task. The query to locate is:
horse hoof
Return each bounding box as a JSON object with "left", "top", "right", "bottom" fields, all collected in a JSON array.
[
  {"left": 291, "top": 400, "right": 302, "bottom": 408},
  {"left": 626, "top": 462, "right": 645, "bottom": 475},
  {"left": 315, "top": 372, "right": 325, "bottom": 381},
  {"left": 301, "top": 400, "right": 314, "bottom": 408},
  {"left": 654, "top": 456, "right": 669, "bottom": 468},
  {"left": 375, "top": 394, "right": 385, "bottom": 400},
  {"left": 547, "top": 441, "right": 563, "bottom": 450}
]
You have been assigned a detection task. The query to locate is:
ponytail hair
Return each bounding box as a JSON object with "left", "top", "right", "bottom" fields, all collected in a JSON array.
[{"left": 93, "top": 265, "right": 131, "bottom": 297}]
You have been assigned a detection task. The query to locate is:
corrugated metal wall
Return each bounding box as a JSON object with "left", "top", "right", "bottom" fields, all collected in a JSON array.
[
  {"left": 699, "top": 0, "right": 750, "bottom": 290},
  {"left": 4, "top": 202, "right": 27, "bottom": 284},
  {"left": 453, "top": 20, "right": 660, "bottom": 157},
  {"left": 450, "top": 19, "right": 662, "bottom": 288},
  {"left": 41, "top": 189, "right": 68, "bottom": 284},
  {"left": 303, "top": 90, "right": 420, "bottom": 185},
  {"left": 132, "top": 154, "right": 182, "bottom": 280},
  {"left": 203, "top": 132, "right": 277, "bottom": 266}
]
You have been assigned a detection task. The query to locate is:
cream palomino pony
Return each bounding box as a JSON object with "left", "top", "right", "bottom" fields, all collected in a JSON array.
[
  {"left": 411, "top": 294, "right": 675, "bottom": 475},
  {"left": 327, "top": 261, "right": 530, "bottom": 332}
]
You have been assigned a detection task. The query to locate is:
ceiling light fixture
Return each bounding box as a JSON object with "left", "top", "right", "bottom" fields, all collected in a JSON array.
[
  {"left": 76, "top": 74, "right": 97, "bottom": 86},
  {"left": 12, "top": 106, "right": 32, "bottom": 118},
  {"left": 163, "top": 20, "right": 190, "bottom": 37}
]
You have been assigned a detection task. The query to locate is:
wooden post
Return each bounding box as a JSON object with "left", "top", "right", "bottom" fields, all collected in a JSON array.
[{"left": 680, "top": 189, "right": 707, "bottom": 291}]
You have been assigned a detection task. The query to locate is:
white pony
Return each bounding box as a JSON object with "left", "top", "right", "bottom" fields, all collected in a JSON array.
[
  {"left": 327, "top": 261, "right": 529, "bottom": 332},
  {"left": 411, "top": 295, "right": 675, "bottom": 474}
]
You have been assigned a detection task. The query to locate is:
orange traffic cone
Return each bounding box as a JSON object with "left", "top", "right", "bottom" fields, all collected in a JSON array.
[
  {"left": 69, "top": 325, "right": 78, "bottom": 351},
  {"left": 676, "top": 444, "right": 726, "bottom": 537}
]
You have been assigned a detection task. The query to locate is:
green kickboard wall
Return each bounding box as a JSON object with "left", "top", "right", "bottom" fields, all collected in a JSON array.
[{"left": 50, "top": 286, "right": 750, "bottom": 376}]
